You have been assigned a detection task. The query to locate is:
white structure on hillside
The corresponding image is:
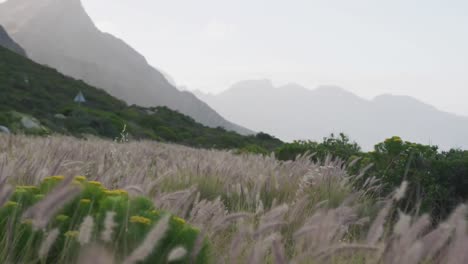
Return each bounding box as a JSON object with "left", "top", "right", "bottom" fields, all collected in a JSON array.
[{"left": 74, "top": 91, "right": 86, "bottom": 104}]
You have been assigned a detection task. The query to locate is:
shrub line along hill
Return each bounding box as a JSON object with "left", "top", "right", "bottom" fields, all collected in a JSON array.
[{"left": 0, "top": 45, "right": 282, "bottom": 152}]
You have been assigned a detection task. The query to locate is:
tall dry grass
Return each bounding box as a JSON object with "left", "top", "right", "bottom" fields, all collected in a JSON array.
[{"left": 0, "top": 134, "right": 467, "bottom": 263}]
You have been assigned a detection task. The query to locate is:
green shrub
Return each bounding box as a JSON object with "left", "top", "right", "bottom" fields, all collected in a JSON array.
[
  {"left": 156, "top": 126, "right": 179, "bottom": 142},
  {"left": 0, "top": 111, "right": 18, "bottom": 126},
  {"left": 275, "top": 133, "right": 361, "bottom": 162},
  {"left": 235, "top": 144, "right": 269, "bottom": 156},
  {"left": 0, "top": 176, "right": 210, "bottom": 263},
  {"left": 275, "top": 140, "right": 317, "bottom": 161}
]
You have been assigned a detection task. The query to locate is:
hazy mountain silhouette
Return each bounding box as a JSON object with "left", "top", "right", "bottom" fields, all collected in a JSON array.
[
  {"left": 0, "top": 25, "right": 25, "bottom": 56},
  {"left": 0, "top": 0, "right": 251, "bottom": 134},
  {"left": 194, "top": 80, "right": 468, "bottom": 150}
]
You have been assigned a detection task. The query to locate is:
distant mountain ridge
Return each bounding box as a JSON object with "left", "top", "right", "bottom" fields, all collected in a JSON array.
[
  {"left": 0, "top": 25, "right": 25, "bottom": 56},
  {"left": 194, "top": 80, "right": 468, "bottom": 150},
  {"left": 0, "top": 0, "right": 251, "bottom": 135}
]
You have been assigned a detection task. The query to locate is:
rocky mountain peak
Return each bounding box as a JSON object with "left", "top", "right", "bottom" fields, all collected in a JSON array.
[{"left": 0, "top": 24, "right": 25, "bottom": 55}]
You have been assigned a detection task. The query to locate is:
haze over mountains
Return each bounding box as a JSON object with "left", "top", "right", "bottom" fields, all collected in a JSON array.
[
  {"left": 0, "top": 25, "right": 24, "bottom": 56},
  {"left": 194, "top": 80, "right": 468, "bottom": 150},
  {"left": 0, "top": 0, "right": 251, "bottom": 134}
]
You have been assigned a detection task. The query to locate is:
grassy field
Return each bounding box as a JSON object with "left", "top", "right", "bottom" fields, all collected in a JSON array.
[{"left": 0, "top": 134, "right": 467, "bottom": 263}]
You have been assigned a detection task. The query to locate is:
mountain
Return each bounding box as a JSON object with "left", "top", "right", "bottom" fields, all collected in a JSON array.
[
  {"left": 0, "top": 0, "right": 251, "bottom": 135},
  {"left": 195, "top": 80, "right": 468, "bottom": 150},
  {"left": 0, "top": 25, "right": 25, "bottom": 56},
  {"left": 0, "top": 45, "right": 282, "bottom": 151}
]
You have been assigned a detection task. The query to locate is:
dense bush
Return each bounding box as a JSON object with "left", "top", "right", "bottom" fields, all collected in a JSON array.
[
  {"left": 276, "top": 133, "right": 361, "bottom": 162},
  {"left": 0, "top": 111, "right": 17, "bottom": 125},
  {"left": 365, "top": 138, "right": 468, "bottom": 220},
  {"left": 276, "top": 134, "right": 468, "bottom": 221},
  {"left": 235, "top": 144, "right": 269, "bottom": 156},
  {"left": 0, "top": 176, "right": 210, "bottom": 263}
]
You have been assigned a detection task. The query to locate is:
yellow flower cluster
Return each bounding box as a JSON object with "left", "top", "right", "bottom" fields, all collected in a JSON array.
[
  {"left": 71, "top": 180, "right": 83, "bottom": 187},
  {"left": 14, "top": 188, "right": 27, "bottom": 194},
  {"left": 173, "top": 216, "right": 186, "bottom": 225},
  {"left": 43, "top": 175, "right": 65, "bottom": 181},
  {"left": 88, "top": 181, "right": 103, "bottom": 187},
  {"left": 65, "top": 230, "right": 79, "bottom": 238},
  {"left": 130, "top": 216, "right": 152, "bottom": 225},
  {"left": 3, "top": 201, "right": 18, "bottom": 208},
  {"left": 16, "top": 186, "right": 39, "bottom": 191},
  {"left": 385, "top": 136, "right": 403, "bottom": 143},
  {"left": 74, "top": 176, "right": 87, "bottom": 182},
  {"left": 79, "top": 199, "right": 91, "bottom": 204},
  {"left": 150, "top": 210, "right": 160, "bottom": 216},
  {"left": 104, "top": 189, "right": 128, "bottom": 196}
]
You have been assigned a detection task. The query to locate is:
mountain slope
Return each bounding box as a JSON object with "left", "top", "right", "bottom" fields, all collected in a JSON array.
[
  {"left": 0, "top": 25, "right": 25, "bottom": 56},
  {"left": 195, "top": 80, "right": 468, "bottom": 150},
  {"left": 0, "top": 0, "right": 251, "bottom": 135},
  {"left": 0, "top": 46, "right": 282, "bottom": 151}
]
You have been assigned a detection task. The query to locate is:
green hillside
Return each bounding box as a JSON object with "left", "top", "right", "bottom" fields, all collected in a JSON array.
[{"left": 0, "top": 46, "right": 282, "bottom": 151}]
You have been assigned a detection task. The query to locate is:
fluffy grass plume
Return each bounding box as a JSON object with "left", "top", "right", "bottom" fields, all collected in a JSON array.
[{"left": 1, "top": 134, "right": 468, "bottom": 263}]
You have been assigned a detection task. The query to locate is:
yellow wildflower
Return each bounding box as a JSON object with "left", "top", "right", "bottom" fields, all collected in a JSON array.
[
  {"left": 71, "top": 180, "right": 83, "bottom": 187},
  {"left": 88, "top": 181, "right": 103, "bottom": 187},
  {"left": 4, "top": 201, "right": 18, "bottom": 208},
  {"left": 17, "top": 186, "right": 39, "bottom": 191},
  {"left": 44, "top": 176, "right": 65, "bottom": 181},
  {"left": 75, "top": 176, "right": 87, "bottom": 182},
  {"left": 80, "top": 199, "right": 92, "bottom": 204},
  {"left": 65, "top": 231, "right": 79, "bottom": 238},
  {"left": 173, "top": 216, "right": 186, "bottom": 225},
  {"left": 104, "top": 189, "right": 128, "bottom": 196},
  {"left": 130, "top": 216, "right": 152, "bottom": 225},
  {"left": 150, "top": 210, "right": 160, "bottom": 216},
  {"left": 387, "top": 136, "right": 402, "bottom": 142}
]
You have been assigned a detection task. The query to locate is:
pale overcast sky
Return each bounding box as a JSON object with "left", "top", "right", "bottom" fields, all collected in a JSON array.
[{"left": 81, "top": 0, "right": 468, "bottom": 115}]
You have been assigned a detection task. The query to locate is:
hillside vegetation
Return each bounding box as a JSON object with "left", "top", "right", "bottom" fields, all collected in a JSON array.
[
  {"left": 1, "top": 134, "right": 468, "bottom": 263},
  {"left": 0, "top": 46, "right": 281, "bottom": 151}
]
